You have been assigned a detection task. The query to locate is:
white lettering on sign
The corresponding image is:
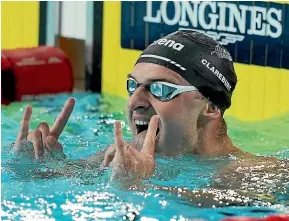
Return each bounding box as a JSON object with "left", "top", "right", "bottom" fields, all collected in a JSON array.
[{"left": 143, "top": 1, "right": 283, "bottom": 45}]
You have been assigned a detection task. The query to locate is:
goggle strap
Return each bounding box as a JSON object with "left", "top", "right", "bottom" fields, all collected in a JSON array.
[{"left": 169, "top": 86, "right": 199, "bottom": 99}]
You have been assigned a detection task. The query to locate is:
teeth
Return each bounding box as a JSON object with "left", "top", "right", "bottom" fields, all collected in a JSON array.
[{"left": 135, "top": 120, "right": 148, "bottom": 125}]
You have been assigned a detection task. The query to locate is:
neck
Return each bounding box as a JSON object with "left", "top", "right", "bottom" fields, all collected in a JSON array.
[{"left": 193, "top": 118, "right": 241, "bottom": 156}]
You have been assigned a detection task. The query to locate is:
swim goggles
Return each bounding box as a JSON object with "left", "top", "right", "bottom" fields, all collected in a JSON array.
[{"left": 127, "top": 78, "right": 199, "bottom": 102}]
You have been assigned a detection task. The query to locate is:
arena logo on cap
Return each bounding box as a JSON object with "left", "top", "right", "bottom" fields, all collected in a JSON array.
[{"left": 151, "top": 38, "right": 184, "bottom": 51}]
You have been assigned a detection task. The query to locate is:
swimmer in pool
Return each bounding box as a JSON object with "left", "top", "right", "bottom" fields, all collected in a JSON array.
[{"left": 12, "top": 30, "right": 288, "bottom": 205}]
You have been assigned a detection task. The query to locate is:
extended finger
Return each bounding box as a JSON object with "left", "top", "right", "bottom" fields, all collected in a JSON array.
[
  {"left": 37, "top": 122, "right": 50, "bottom": 148},
  {"left": 114, "top": 121, "right": 125, "bottom": 163},
  {"left": 16, "top": 105, "right": 32, "bottom": 142},
  {"left": 142, "top": 115, "right": 159, "bottom": 156},
  {"left": 50, "top": 97, "right": 75, "bottom": 140},
  {"left": 27, "top": 130, "right": 44, "bottom": 160}
]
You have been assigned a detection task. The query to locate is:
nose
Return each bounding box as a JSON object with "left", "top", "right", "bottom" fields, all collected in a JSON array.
[{"left": 127, "top": 87, "right": 150, "bottom": 111}]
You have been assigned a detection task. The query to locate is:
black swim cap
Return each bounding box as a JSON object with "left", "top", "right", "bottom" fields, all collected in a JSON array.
[{"left": 135, "top": 30, "right": 238, "bottom": 112}]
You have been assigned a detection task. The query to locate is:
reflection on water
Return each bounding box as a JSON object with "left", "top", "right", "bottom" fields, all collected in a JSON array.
[{"left": 1, "top": 92, "right": 289, "bottom": 220}]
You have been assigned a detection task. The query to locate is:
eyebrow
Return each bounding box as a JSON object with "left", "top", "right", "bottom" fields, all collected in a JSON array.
[{"left": 127, "top": 73, "right": 178, "bottom": 84}]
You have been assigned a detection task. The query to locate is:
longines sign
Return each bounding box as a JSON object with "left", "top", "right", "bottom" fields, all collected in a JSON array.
[
  {"left": 145, "top": 1, "right": 282, "bottom": 44},
  {"left": 121, "top": 1, "right": 289, "bottom": 69}
]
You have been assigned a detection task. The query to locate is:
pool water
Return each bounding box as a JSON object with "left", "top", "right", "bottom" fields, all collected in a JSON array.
[{"left": 1, "top": 92, "right": 289, "bottom": 221}]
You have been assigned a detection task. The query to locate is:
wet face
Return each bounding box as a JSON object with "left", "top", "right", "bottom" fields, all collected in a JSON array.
[{"left": 127, "top": 63, "right": 207, "bottom": 156}]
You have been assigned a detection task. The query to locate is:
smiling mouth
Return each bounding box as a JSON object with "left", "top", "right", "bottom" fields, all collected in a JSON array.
[{"left": 135, "top": 120, "right": 160, "bottom": 136}]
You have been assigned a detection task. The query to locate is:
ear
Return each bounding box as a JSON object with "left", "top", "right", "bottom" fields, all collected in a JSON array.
[{"left": 203, "top": 103, "right": 221, "bottom": 121}]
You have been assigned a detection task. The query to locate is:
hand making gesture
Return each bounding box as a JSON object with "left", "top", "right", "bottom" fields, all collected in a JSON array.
[
  {"left": 12, "top": 98, "right": 75, "bottom": 160},
  {"left": 110, "top": 115, "right": 159, "bottom": 185}
]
